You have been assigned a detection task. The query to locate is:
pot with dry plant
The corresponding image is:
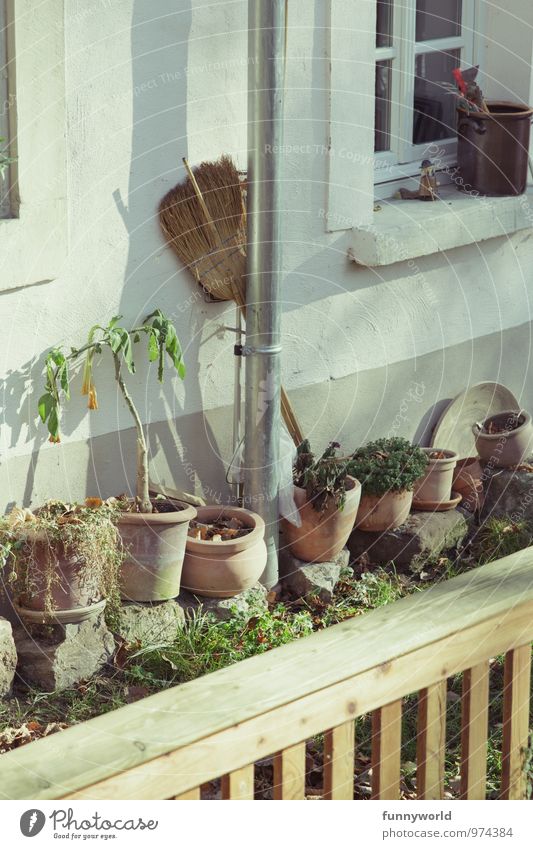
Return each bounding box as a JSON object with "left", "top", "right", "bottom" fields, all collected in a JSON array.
[
  {"left": 0, "top": 501, "right": 122, "bottom": 624},
  {"left": 38, "top": 310, "right": 196, "bottom": 602},
  {"left": 280, "top": 441, "right": 362, "bottom": 563},
  {"left": 473, "top": 410, "right": 533, "bottom": 468}
]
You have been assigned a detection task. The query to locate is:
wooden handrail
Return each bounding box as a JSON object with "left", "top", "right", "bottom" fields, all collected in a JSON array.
[{"left": 1, "top": 547, "right": 533, "bottom": 800}]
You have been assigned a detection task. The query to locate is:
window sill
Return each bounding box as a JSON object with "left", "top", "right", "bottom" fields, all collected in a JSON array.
[{"left": 348, "top": 185, "right": 533, "bottom": 267}]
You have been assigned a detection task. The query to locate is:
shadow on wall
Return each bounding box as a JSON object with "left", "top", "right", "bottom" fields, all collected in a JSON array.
[{"left": 89, "top": 0, "right": 229, "bottom": 504}]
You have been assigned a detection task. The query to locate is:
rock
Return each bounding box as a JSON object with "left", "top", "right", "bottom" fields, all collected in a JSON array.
[
  {"left": 0, "top": 617, "right": 17, "bottom": 697},
  {"left": 179, "top": 584, "right": 268, "bottom": 622},
  {"left": 481, "top": 462, "right": 533, "bottom": 523},
  {"left": 279, "top": 547, "right": 349, "bottom": 602},
  {"left": 14, "top": 614, "right": 115, "bottom": 691},
  {"left": 115, "top": 599, "right": 185, "bottom": 645},
  {"left": 348, "top": 509, "right": 471, "bottom": 571}
]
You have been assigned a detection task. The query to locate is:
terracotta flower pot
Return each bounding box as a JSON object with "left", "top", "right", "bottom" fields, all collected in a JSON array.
[
  {"left": 18, "top": 534, "right": 104, "bottom": 623},
  {"left": 473, "top": 410, "right": 533, "bottom": 468},
  {"left": 355, "top": 489, "right": 413, "bottom": 532},
  {"left": 281, "top": 476, "right": 361, "bottom": 563},
  {"left": 413, "top": 448, "right": 458, "bottom": 504},
  {"left": 181, "top": 506, "right": 267, "bottom": 598},
  {"left": 118, "top": 502, "right": 196, "bottom": 602},
  {"left": 453, "top": 457, "right": 484, "bottom": 512}
]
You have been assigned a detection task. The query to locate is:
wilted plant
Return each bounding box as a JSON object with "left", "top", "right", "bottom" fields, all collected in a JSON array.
[
  {"left": 38, "top": 310, "right": 185, "bottom": 513},
  {"left": 294, "top": 440, "right": 353, "bottom": 513}
]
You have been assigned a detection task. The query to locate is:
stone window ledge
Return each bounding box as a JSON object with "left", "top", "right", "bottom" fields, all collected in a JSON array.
[{"left": 348, "top": 185, "right": 533, "bottom": 267}]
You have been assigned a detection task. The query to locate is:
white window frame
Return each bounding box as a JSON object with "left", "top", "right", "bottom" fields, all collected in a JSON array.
[
  {"left": 0, "top": 0, "right": 67, "bottom": 294},
  {"left": 374, "top": 1, "right": 482, "bottom": 186}
]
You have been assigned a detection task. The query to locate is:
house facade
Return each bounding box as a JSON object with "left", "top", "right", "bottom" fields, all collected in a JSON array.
[{"left": 1, "top": 0, "right": 533, "bottom": 512}]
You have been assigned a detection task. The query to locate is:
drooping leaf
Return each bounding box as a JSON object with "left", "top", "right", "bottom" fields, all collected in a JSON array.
[
  {"left": 47, "top": 406, "right": 59, "bottom": 439},
  {"left": 38, "top": 393, "right": 54, "bottom": 423}
]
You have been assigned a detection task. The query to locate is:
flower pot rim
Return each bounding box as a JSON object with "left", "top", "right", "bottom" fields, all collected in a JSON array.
[
  {"left": 473, "top": 409, "right": 531, "bottom": 441},
  {"left": 185, "top": 505, "right": 265, "bottom": 552},
  {"left": 458, "top": 101, "right": 533, "bottom": 119},
  {"left": 117, "top": 500, "right": 197, "bottom": 525},
  {"left": 422, "top": 447, "right": 459, "bottom": 464}
]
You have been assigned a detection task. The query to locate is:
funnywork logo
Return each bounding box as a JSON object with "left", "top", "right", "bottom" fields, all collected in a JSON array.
[{"left": 20, "top": 810, "right": 46, "bottom": 837}]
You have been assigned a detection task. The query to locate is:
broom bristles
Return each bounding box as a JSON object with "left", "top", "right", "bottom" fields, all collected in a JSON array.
[{"left": 159, "top": 155, "right": 246, "bottom": 301}]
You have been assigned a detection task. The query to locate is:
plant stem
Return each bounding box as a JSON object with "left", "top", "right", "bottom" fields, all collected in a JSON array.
[{"left": 113, "top": 353, "right": 152, "bottom": 513}]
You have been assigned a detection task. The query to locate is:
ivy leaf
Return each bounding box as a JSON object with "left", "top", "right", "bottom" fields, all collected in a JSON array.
[{"left": 38, "top": 393, "right": 54, "bottom": 423}]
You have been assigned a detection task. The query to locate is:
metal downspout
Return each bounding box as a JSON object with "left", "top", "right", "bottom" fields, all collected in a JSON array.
[{"left": 244, "top": 0, "right": 286, "bottom": 588}]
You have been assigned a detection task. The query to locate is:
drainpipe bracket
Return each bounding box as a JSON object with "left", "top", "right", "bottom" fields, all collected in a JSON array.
[{"left": 239, "top": 344, "right": 282, "bottom": 357}]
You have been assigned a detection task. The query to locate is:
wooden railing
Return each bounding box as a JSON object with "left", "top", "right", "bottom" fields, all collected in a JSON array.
[{"left": 1, "top": 547, "right": 533, "bottom": 801}]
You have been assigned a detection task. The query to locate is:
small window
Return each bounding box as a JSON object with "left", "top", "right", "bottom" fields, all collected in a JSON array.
[{"left": 374, "top": 0, "right": 477, "bottom": 184}]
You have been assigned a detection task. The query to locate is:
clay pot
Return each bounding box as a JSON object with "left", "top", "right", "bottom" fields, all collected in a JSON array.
[
  {"left": 413, "top": 448, "right": 458, "bottom": 504},
  {"left": 281, "top": 476, "right": 361, "bottom": 563},
  {"left": 181, "top": 506, "right": 267, "bottom": 598},
  {"left": 355, "top": 489, "right": 413, "bottom": 532},
  {"left": 453, "top": 457, "right": 484, "bottom": 512},
  {"left": 19, "top": 535, "right": 104, "bottom": 623},
  {"left": 473, "top": 410, "right": 533, "bottom": 468},
  {"left": 118, "top": 501, "right": 196, "bottom": 602}
]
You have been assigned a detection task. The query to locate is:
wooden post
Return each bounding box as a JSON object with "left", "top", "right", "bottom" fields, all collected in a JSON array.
[
  {"left": 221, "top": 765, "right": 254, "bottom": 800},
  {"left": 323, "top": 721, "right": 355, "bottom": 800},
  {"left": 417, "top": 681, "right": 447, "bottom": 799},
  {"left": 372, "top": 700, "right": 402, "bottom": 800},
  {"left": 501, "top": 646, "right": 531, "bottom": 799},
  {"left": 460, "top": 662, "right": 490, "bottom": 800},
  {"left": 273, "top": 743, "right": 306, "bottom": 800}
]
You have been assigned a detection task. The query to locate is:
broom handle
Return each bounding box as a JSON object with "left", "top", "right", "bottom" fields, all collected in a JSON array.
[{"left": 183, "top": 158, "right": 303, "bottom": 447}]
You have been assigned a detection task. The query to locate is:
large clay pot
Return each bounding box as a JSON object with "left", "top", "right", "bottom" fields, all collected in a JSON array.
[
  {"left": 453, "top": 457, "right": 484, "bottom": 512},
  {"left": 413, "top": 448, "right": 458, "bottom": 504},
  {"left": 181, "top": 506, "right": 266, "bottom": 598},
  {"left": 118, "top": 502, "right": 196, "bottom": 602},
  {"left": 355, "top": 489, "right": 413, "bottom": 532},
  {"left": 18, "top": 534, "right": 104, "bottom": 623},
  {"left": 281, "top": 476, "right": 361, "bottom": 563},
  {"left": 473, "top": 410, "right": 533, "bottom": 468}
]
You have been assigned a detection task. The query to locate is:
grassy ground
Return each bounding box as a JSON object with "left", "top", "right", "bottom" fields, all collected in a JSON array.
[{"left": 1, "top": 515, "right": 532, "bottom": 798}]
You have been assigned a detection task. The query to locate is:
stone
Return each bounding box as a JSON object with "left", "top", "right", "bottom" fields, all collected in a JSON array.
[
  {"left": 480, "top": 462, "right": 533, "bottom": 523},
  {"left": 179, "top": 584, "right": 268, "bottom": 622},
  {"left": 115, "top": 599, "right": 185, "bottom": 645},
  {"left": 279, "top": 547, "right": 349, "bottom": 602},
  {"left": 14, "top": 614, "right": 115, "bottom": 691},
  {"left": 0, "top": 617, "right": 17, "bottom": 697},
  {"left": 348, "top": 509, "right": 471, "bottom": 571}
]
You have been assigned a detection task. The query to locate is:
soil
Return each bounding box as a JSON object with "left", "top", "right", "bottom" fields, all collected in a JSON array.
[
  {"left": 116, "top": 496, "right": 184, "bottom": 514},
  {"left": 428, "top": 450, "right": 448, "bottom": 460},
  {"left": 188, "top": 516, "right": 252, "bottom": 542},
  {"left": 482, "top": 413, "right": 524, "bottom": 435}
]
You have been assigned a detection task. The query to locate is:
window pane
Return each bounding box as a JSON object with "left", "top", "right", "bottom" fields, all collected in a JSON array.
[
  {"left": 416, "top": 0, "right": 462, "bottom": 41},
  {"left": 376, "top": 0, "right": 393, "bottom": 48},
  {"left": 375, "top": 60, "right": 392, "bottom": 152},
  {"left": 413, "top": 49, "right": 460, "bottom": 144}
]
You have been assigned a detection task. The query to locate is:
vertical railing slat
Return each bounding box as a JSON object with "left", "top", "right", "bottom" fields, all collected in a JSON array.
[
  {"left": 323, "top": 720, "right": 355, "bottom": 800},
  {"left": 460, "top": 661, "right": 490, "bottom": 800},
  {"left": 273, "top": 742, "right": 306, "bottom": 799},
  {"left": 501, "top": 645, "right": 531, "bottom": 800},
  {"left": 174, "top": 787, "right": 201, "bottom": 800},
  {"left": 417, "top": 680, "right": 447, "bottom": 799},
  {"left": 221, "top": 765, "right": 255, "bottom": 799},
  {"left": 371, "top": 699, "right": 403, "bottom": 800}
]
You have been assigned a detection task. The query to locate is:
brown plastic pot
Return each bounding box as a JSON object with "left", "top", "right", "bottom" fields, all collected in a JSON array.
[
  {"left": 18, "top": 534, "right": 104, "bottom": 622},
  {"left": 355, "top": 489, "right": 413, "bottom": 532},
  {"left": 118, "top": 501, "right": 196, "bottom": 602},
  {"left": 281, "top": 476, "right": 361, "bottom": 563},
  {"left": 472, "top": 410, "right": 533, "bottom": 469},
  {"left": 413, "top": 448, "right": 458, "bottom": 504},
  {"left": 453, "top": 457, "right": 484, "bottom": 512},
  {"left": 457, "top": 102, "right": 533, "bottom": 196},
  {"left": 181, "top": 506, "right": 266, "bottom": 598}
]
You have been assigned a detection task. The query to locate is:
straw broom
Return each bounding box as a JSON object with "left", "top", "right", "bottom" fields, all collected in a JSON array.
[{"left": 159, "top": 156, "right": 303, "bottom": 446}]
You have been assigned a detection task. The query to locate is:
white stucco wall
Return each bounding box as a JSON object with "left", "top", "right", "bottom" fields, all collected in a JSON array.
[{"left": 1, "top": 0, "right": 533, "bottom": 508}]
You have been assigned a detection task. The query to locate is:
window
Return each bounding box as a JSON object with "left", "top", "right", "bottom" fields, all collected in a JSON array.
[{"left": 374, "top": 0, "right": 478, "bottom": 182}]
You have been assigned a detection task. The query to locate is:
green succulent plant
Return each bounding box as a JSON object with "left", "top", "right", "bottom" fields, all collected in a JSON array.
[{"left": 349, "top": 437, "right": 428, "bottom": 497}]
